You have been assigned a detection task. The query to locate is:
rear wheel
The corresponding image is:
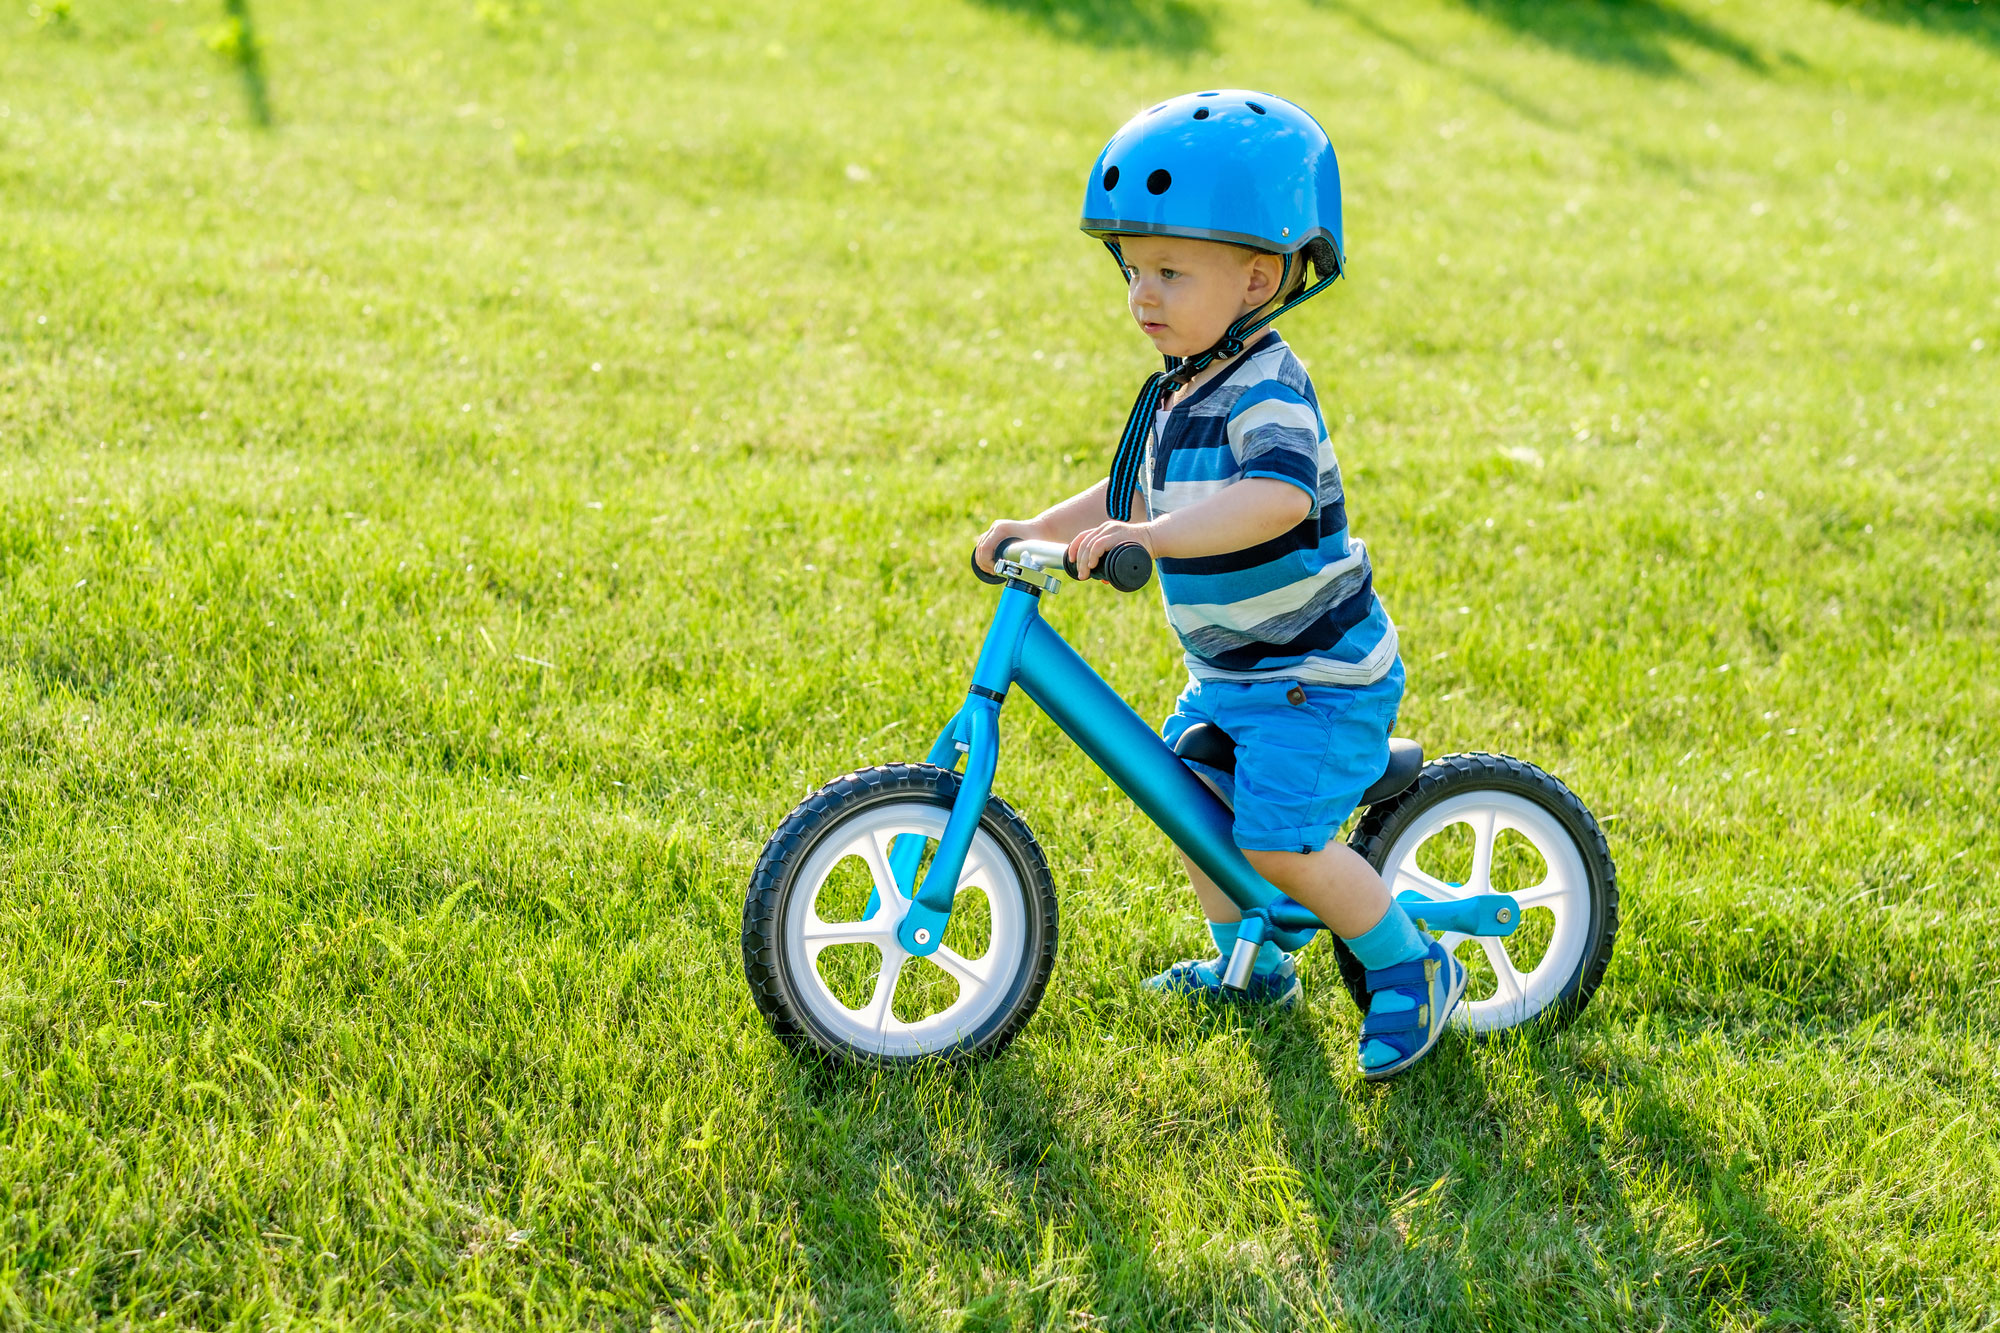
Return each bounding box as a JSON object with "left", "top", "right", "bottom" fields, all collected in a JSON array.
[
  {"left": 1335, "top": 753, "right": 1618, "bottom": 1034},
  {"left": 742, "top": 763, "right": 1058, "bottom": 1064}
]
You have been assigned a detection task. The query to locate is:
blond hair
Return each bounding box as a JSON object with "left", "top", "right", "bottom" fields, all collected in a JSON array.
[{"left": 1231, "top": 244, "right": 1310, "bottom": 319}]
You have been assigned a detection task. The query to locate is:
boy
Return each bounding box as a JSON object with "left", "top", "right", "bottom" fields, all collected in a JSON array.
[{"left": 975, "top": 91, "right": 1464, "bottom": 1080}]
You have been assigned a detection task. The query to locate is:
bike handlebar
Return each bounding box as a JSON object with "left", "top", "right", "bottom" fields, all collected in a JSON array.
[{"left": 970, "top": 537, "right": 1154, "bottom": 593}]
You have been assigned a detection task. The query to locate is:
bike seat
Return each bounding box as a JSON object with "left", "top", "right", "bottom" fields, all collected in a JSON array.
[
  {"left": 1173, "top": 724, "right": 1424, "bottom": 808},
  {"left": 1171, "top": 721, "right": 1238, "bottom": 774},
  {"left": 1367, "top": 738, "right": 1425, "bottom": 805}
]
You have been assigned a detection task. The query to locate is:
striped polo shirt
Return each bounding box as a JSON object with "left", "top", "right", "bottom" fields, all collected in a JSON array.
[{"left": 1141, "top": 331, "right": 1398, "bottom": 685}]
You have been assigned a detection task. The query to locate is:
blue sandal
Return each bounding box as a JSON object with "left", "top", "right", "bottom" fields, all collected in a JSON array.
[
  {"left": 1358, "top": 939, "right": 1465, "bottom": 1080},
  {"left": 1146, "top": 953, "right": 1301, "bottom": 1009}
]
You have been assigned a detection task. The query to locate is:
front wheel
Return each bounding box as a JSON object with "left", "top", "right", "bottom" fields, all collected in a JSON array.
[
  {"left": 741, "top": 763, "right": 1058, "bottom": 1064},
  {"left": 1335, "top": 752, "right": 1619, "bottom": 1035}
]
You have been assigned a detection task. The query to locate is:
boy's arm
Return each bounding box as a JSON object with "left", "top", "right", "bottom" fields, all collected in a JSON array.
[
  {"left": 975, "top": 479, "right": 1130, "bottom": 573},
  {"left": 1067, "top": 478, "right": 1310, "bottom": 576}
]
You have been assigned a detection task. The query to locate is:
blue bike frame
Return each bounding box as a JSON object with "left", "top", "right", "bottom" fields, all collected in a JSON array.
[
  {"left": 887, "top": 577, "right": 1284, "bottom": 956},
  {"left": 882, "top": 574, "right": 1517, "bottom": 963}
]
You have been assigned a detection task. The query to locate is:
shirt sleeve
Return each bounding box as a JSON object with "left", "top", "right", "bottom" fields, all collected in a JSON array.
[{"left": 1227, "top": 381, "right": 1324, "bottom": 516}]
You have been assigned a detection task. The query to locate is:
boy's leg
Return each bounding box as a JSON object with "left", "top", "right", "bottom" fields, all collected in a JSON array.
[
  {"left": 1222, "top": 664, "right": 1464, "bottom": 1076},
  {"left": 1179, "top": 851, "right": 1286, "bottom": 975},
  {"left": 1143, "top": 851, "right": 1297, "bottom": 1005},
  {"left": 1179, "top": 850, "right": 1238, "bottom": 924},
  {"left": 1247, "top": 843, "right": 1462, "bottom": 1077},
  {"left": 1149, "top": 679, "right": 1295, "bottom": 997},
  {"left": 1240, "top": 841, "right": 1390, "bottom": 938}
]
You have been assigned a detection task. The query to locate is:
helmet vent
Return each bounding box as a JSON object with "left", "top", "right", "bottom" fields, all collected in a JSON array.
[
  {"left": 1146, "top": 169, "right": 1172, "bottom": 195},
  {"left": 1192, "top": 108, "right": 1209, "bottom": 120},
  {"left": 1246, "top": 101, "right": 1266, "bottom": 114},
  {"left": 1102, "top": 165, "right": 1119, "bottom": 190}
]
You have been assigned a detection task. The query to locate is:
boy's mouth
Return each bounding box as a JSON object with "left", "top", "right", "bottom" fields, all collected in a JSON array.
[{"left": 1140, "top": 321, "right": 1169, "bottom": 335}]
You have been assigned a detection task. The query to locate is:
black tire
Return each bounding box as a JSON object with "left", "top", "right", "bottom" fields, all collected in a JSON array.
[
  {"left": 1330, "top": 752, "right": 1618, "bottom": 1034},
  {"left": 742, "top": 763, "right": 1058, "bottom": 1065}
]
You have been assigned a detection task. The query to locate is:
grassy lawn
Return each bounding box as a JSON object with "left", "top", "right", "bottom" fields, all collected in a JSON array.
[{"left": 3, "top": 0, "right": 1998, "bottom": 1326}]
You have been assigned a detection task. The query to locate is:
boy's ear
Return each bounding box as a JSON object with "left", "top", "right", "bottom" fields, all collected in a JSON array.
[{"left": 1244, "top": 252, "right": 1284, "bottom": 302}]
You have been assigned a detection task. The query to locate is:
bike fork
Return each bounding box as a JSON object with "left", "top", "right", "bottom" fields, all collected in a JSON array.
[{"left": 869, "top": 584, "right": 1041, "bottom": 959}]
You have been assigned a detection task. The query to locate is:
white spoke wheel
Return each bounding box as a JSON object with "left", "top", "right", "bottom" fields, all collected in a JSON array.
[
  {"left": 742, "top": 764, "right": 1057, "bottom": 1064},
  {"left": 1340, "top": 753, "right": 1618, "bottom": 1035}
]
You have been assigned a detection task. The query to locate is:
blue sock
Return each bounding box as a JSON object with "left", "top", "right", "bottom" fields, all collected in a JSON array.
[
  {"left": 1345, "top": 906, "right": 1434, "bottom": 1071},
  {"left": 1341, "top": 905, "right": 1429, "bottom": 972},
  {"left": 1208, "top": 919, "right": 1283, "bottom": 976}
]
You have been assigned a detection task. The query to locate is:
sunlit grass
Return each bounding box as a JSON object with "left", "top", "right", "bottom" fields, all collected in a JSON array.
[{"left": 1, "top": 0, "right": 1997, "bottom": 1327}]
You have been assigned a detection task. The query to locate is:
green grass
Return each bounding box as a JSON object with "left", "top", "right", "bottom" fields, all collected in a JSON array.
[{"left": 2, "top": 0, "right": 1998, "bottom": 1326}]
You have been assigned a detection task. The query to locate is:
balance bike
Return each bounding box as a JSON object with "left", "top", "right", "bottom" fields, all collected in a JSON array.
[{"left": 742, "top": 539, "right": 1618, "bottom": 1064}]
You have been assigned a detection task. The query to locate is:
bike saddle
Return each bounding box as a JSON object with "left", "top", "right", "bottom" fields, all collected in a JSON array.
[{"left": 1173, "top": 724, "right": 1424, "bottom": 808}]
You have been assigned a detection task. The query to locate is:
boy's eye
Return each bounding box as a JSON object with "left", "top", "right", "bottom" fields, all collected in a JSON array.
[{"left": 1160, "top": 268, "right": 1179, "bottom": 280}]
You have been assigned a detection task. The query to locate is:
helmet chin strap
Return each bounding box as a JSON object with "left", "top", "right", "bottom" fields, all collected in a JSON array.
[{"left": 1101, "top": 240, "right": 1339, "bottom": 520}]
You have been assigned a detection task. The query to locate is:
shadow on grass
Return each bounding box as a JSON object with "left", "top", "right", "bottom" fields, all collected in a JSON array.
[
  {"left": 966, "top": 0, "right": 1215, "bottom": 55},
  {"left": 1314, "top": 0, "right": 1741, "bottom": 184},
  {"left": 1446, "top": 0, "right": 1769, "bottom": 75},
  {"left": 1311, "top": 0, "right": 1568, "bottom": 130},
  {"left": 1820, "top": 0, "right": 2000, "bottom": 49},
  {"left": 1536, "top": 1037, "right": 1839, "bottom": 1324},
  {"left": 1247, "top": 1012, "right": 1840, "bottom": 1326},
  {"left": 773, "top": 1052, "right": 1176, "bottom": 1327},
  {"left": 765, "top": 1004, "right": 1842, "bottom": 1326}
]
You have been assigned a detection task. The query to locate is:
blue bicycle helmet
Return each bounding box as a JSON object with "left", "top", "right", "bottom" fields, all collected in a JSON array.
[
  {"left": 1080, "top": 91, "right": 1347, "bottom": 518},
  {"left": 1081, "top": 89, "right": 1344, "bottom": 283}
]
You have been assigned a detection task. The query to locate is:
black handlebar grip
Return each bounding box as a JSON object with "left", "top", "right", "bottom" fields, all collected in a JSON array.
[
  {"left": 1064, "top": 542, "right": 1153, "bottom": 592},
  {"left": 975, "top": 537, "right": 1152, "bottom": 592},
  {"left": 971, "top": 536, "right": 1024, "bottom": 585},
  {"left": 1098, "top": 542, "right": 1154, "bottom": 593}
]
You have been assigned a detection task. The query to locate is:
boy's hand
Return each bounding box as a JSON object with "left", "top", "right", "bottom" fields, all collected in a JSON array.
[
  {"left": 1067, "top": 520, "right": 1155, "bottom": 578},
  {"left": 974, "top": 519, "right": 1048, "bottom": 575}
]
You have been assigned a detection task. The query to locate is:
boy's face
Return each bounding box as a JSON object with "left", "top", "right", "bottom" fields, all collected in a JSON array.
[{"left": 1118, "top": 235, "right": 1284, "bottom": 360}]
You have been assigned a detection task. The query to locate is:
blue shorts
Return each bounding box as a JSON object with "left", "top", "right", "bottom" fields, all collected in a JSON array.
[{"left": 1160, "top": 659, "right": 1406, "bottom": 854}]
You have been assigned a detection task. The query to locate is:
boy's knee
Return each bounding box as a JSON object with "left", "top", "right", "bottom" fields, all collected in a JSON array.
[{"left": 1241, "top": 845, "right": 1311, "bottom": 881}]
